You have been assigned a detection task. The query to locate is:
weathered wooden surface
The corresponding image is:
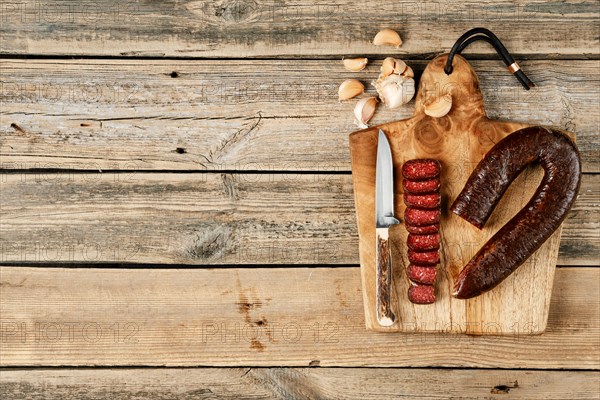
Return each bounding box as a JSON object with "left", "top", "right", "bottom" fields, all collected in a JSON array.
[
  {"left": 1, "top": 59, "right": 598, "bottom": 172},
  {"left": 1, "top": 0, "right": 598, "bottom": 396},
  {"left": 0, "top": 173, "right": 596, "bottom": 265},
  {"left": 0, "top": 266, "right": 598, "bottom": 368},
  {"left": 1, "top": 1, "right": 598, "bottom": 58},
  {"left": 1, "top": 368, "right": 599, "bottom": 399}
]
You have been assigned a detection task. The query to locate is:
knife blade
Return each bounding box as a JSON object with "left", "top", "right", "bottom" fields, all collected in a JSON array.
[{"left": 375, "top": 129, "right": 400, "bottom": 327}]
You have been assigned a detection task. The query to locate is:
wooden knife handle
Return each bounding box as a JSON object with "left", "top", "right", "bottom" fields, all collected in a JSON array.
[{"left": 376, "top": 227, "right": 395, "bottom": 326}]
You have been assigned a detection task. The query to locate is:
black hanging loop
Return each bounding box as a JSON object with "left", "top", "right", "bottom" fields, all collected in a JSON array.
[{"left": 444, "top": 28, "right": 534, "bottom": 90}]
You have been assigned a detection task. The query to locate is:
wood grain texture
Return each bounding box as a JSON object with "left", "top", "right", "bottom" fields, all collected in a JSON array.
[
  {"left": 350, "top": 54, "right": 589, "bottom": 333},
  {"left": 0, "top": 173, "right": 596, "bottom": 265},
  {"left": 0, "top": 266, "right": 598, "bottom": 367},
  {"left": 0, "top": 1, "right": 598, "bottom": 57},
  {"left": 1, "top": 368, "right": 599, "bottom": 399},
  {"left": 1, "top": 59, "right": 598, "bottom": 172}
]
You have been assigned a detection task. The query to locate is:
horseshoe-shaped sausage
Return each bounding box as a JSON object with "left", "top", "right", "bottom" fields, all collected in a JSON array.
[{"left": 450, "top": 126, "right": 581, "bottom": 299}]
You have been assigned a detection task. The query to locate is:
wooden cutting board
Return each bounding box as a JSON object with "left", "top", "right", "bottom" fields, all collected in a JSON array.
[{"left": 349, "top": 54, "right": 565, "bottom": 334}]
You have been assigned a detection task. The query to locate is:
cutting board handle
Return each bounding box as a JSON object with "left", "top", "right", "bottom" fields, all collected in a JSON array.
[{"left": 413, "top": 54, "right": 486, "bottom": 120}]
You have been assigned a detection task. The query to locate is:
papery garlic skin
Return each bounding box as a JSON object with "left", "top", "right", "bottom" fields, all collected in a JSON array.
[
  {"left": 354, "top": 97, "right": 378, "bottom": 129},
  {"left": 338, "top": 79, "right": 365, "bottom": 101},
  {"left": 374, "top": 75, "right": 415, "bottom": 109},
  {"left": 373, "top": 58, "right": 415, "bottom": 109}
]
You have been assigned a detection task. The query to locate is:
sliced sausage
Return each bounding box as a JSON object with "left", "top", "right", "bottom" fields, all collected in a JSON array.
[
  {"left": 402, "top": 158, "right": 442, "bottom": 305},
  {"left": 408, "top": 249, "right": 440, "bottom": 265},
  {"left": 406, "top": 223, "right": 439, "bottom": 235},
  {"left": 402, "top": 159, "right": 441, "bottom": 180},
  {"left": 408, "top": 283, "right": 435, "bottom": 304},
  {"left": 407, "top": 233, "right": 440, "bottom": 251},
  {"left": 403, "top": 178, "right": 441, "bottom": 194},
  {"left": 407, "top": 264, "right": 437, "bottom": 285},
  {"left": 404, "top": 207, "right": 441, "bottom": 226},
  {"left": 404, "top": 193, "right": 441, "bottom": 209}
]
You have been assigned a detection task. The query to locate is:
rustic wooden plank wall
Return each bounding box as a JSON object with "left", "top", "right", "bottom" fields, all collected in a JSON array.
[{"left": 0, "top": 0, "right": 598, "bottom": 398}]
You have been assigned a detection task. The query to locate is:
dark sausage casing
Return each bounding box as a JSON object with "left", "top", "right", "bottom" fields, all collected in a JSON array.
[{"left": 450, "top": 127, "right": 581, "bottom": 299}]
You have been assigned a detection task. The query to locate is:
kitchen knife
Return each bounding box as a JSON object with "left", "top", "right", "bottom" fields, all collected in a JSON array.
[{"left": 375, "top": 129, "right": 400, "bottom": 327}]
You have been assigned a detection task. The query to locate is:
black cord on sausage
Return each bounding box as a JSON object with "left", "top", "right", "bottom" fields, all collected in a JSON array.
[{"left": 450, "top": 126, "right": 581, "bottom": 299}]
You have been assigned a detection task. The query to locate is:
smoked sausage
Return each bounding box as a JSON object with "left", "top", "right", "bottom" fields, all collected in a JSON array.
[{"left": 450, "top": 126, "right": 581, "bottom": 299}]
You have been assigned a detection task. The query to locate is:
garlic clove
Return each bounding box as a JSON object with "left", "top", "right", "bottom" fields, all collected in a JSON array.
[
  {"left": 424, "top": 94, "right": 453, "bottom": 118},
  {"left": 401, "top": 65, "right": 414, "bottom": 79},
  {"left": 374, "top": 75, "right": 415, "bottom": 109},
  {"left": 338, "top": 79, "right": 365, "bottom": 101},
  {"left": 373, "top": 29, "right": 402, "bottom": 48},
  {"left": 380, "top": 57, "right": 396, "bottom": 77},
  {"left": 381, "top": 57, "right": 408, "bottom": 78},
  {"left": 393, "top": 58, "right": 407, "bottom": 75},
  {"left": 354, "top": 97, "right": 378, "bottom": 128},
  {"left": 343, "top": 57, "right": 368, "bottom": 72}
]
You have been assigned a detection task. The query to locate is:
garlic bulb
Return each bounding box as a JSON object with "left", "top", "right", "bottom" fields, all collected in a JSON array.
[
  {"left": 354, "top": 97, "right": 378, "bottom": 129},
  {"left": 343, "top": 57, "right": 368, "bottom": 72},
  {"left": 424, "top": 94, "right": 452, "bottom": 118},
  {"left": 373, "top": 29, "right": 402, "bottom": 48},
  {"left": 373, "top": 57, "right": 415, "bottom": 108},
  {"left": 338, "top": 79, "right": 365, "bottom": 101}
]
